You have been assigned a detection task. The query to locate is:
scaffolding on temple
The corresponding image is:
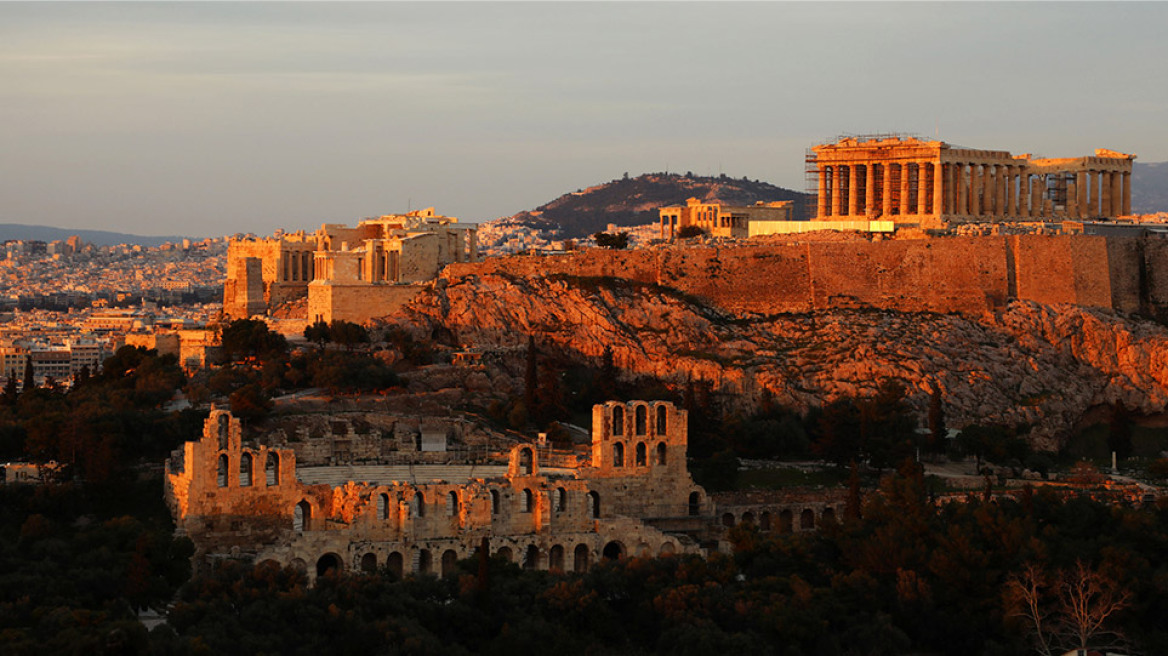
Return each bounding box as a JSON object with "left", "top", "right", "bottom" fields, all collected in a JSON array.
[{"left": 806, "top": 133, "right": 923, "bottom": 220}]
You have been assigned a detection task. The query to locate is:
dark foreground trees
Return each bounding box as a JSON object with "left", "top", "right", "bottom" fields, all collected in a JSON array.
[{"left": 148, "top": 473, "right": 1168, "bottom": 656}]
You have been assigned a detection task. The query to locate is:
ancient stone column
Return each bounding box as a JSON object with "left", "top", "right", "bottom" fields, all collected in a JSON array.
[
  {"left": 933, "top": 162, "right": 945, "bottom": 217},
  {"left": 1076, "top": 171, "right": 1088, "bottom": 220},
  {"left": 1087, "top": 171, "right": 1098, "bottom": 217},
  {"left": 899, "top": 163, "right": 911, "bottom": 216},
  {"left": 817, "top": 166, "right": 828, "bottom": 219},
  {"left": 831, "top": 166, "right": 843, "bottom": 217},
  {"left": 917, "top": 163, "right": 930, "bottom": 215},
  {"left": 882, "top": 164, "right": 893, "bottom": 218},
  {"left": 1101, "top": 170, "right": 1113, "bottom": 219},
  {"left": 984, "top": 166, "right": 997, "bottom": 218},
  {"left": 970, "top": 165, "right": 981, "bottom": 217},
  {"left": 1110, "top": 170, "right": 1122, "bottom": 217},
  {"left": 956, "top": 164, "right": 967, "bottom": 216},
  {"left": 1005, "top": 166, "right": 1016, "bottom": 219},
  {"left": 848, "top": 164, "right": 860, "bottom": 216},
  {"left": 865, "top": 164, "right": 876, "bottom": 216},
  {"left": 1067, "top": 177, "right": 1079, "bottom": 219},
  {"left": 1031, "top": 175, "right": 1044, "bottom": 218},
  {"left": 1122, "top": 171, "right": 1132, "bottom": 216}
]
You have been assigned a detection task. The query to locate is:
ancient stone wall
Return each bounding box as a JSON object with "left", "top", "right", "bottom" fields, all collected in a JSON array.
[
  {"left": 443, "top": 235, "right": 1168, "bottom": 318},
  {"left": 307, "top": 282, "right": 428, "bottom": 325},
  {"left": 166, "top": 402, "right": 714, "bottom": 580}
]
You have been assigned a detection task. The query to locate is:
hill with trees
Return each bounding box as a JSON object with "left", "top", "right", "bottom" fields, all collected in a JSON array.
[{"left": 500, "top": 172, "right": 811, "bottom": 238}]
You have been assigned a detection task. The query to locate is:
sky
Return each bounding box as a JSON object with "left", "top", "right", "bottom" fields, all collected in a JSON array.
[{"left": 1, "top": 2, "right": 1166, "bottom": 238}]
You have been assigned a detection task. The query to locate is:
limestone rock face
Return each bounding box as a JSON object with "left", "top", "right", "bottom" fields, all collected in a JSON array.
[{"left": 398, "top": 273, "right": 1168, "bottom": 449}]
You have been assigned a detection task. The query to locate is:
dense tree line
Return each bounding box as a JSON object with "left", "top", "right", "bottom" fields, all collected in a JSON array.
[{"left": 137, "top": 465, "right": 1168, "bottom": 655}]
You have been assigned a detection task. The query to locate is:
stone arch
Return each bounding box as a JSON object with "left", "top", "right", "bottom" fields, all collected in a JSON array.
[
  {"left": 441, "top": 549, "right": 459, "bottom": 578},
  {"left": 377, "top": 493, "right": 390, "bottom": 521},
  {"left": 689, "top": 491, "right": 702, "bottom": 516},
  {"left": 490, "top": 489, "right": 500, "bottom": 515},
  {"left": 587, "top": 491, "right": 600, "bottom": 518},
  {"left": 523, "top": 544, "right": 539, "bottom": 570},
  {"left": 447, "top": 491, "right": 459, "bottom": 517},
  {"left": 360, "top": 553, "right": 377, "bottom": 573},
  {"left": 217, "top": 414, "right": 229, "bottom": 450},
  {"left": 239, "top": 452, "right": 252, "bottom": 487},
  {"left": 265, "top": 452, "right": 279, "bottom": 486},
  {"left": 800, "top": 508, "right": 815, "bottom": 530},
  {"left": 316, "top": 552, "right": 343, "bottom": 578},
  {"left": 521, "top": 488, "right": 534, "bottom": 513},
  {"left": 496, "top": 546, "right": 513, "bottom": 563},
  {"left": 721, "top": 512, "right": 735, "bottom": 527},
  {"left": 549, "top": 544, "right": 565, "bottom": 572},
  {"left": 779, "top": 509, "right": 793, "bottom": 534},
  {"left": 417, "top": 549, "right": 433, "bottom": 575},
  {"left": 602, "top": 541, "right": 625, "bottom": 561},
  {"left": 555, "top": 487, "right": 568, "bottom": 512},
  {"left": 612, "top": 405, "right": 624, "bottom": 436},
  {"left": 257, "top": 559, "right": 281, "bottom": 573},
  {"left": 760, "top": 511, "right": 772, "bottom": 532},
  {"left": 656, "top": 405, "right": 667, "bottom": 434},
  {"left": 387, "top": 552, "right": 403, "bottom": 579},
  {"left": 656, "top": 442, "right": 667, "bottom": 466},
  {"left": 635, "top": 442, "right": 647, "bottom": 467},
  {"left": 415, "top": 491, "right": 426, "bottom": 518},
  {"left": 613, "top": 442, "right": 624, "bottom": 467},
  {"left": 742, "top": 511, "right": 755, "bottom": 526},
  {"left": 659, "top": 542, "right": 676, "bottom": 557},
  {"left": 573, "top": 544, "right": 590, "bottom": 572},
  {"left": 294, "top": 500, "right": 311, "bottom": 532},
  {"left": 821, "top": 507, "right": 835, "bottom": 523},
  {"left": 217, "top": 454, "right": 228, "bottom": 487},
  {"left": 634, "top": 404, "right": 647, "bottom": 435},
  {"left": 519, "top": 447, "right": 533, "bottom": 475}
]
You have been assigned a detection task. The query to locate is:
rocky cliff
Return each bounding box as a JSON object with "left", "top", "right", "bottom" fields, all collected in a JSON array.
[{"left": 397, "top": 272, "right": 1168, "bottom": 449}]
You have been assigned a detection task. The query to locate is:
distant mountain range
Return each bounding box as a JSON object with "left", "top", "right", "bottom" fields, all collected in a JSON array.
[
  {"left": 1133, "top": 161, "right": 1168, "bottom": 214},
  {"left": 500, "top": 173, "right": 812, "bottom": 238},
  {"left": 0, "top": 223, "right": 189, "bottom": 247}
]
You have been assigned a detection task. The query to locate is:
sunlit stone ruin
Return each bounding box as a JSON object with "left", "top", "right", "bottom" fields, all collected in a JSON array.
[
  {"left": 658, "top": 198, "right": 794, "bottom": 239},
  {"left": 811, "top": 135, "right": 1135, "bottom": 229},
  {"left": 223, "top": 208, "right": 478, "bottom": 324},
  {"left": 165, "top": 403, "right": 839, "bottom": 580}
]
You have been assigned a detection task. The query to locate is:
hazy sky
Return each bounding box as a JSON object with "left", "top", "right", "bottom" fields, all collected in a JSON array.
[{"left": 2, "top": 2, "right": 1166, "bottom": 238}]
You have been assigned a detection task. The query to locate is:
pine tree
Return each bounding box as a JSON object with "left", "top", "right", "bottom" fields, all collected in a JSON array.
[{"left": 22, "top": 358, "right": 34, "bottom": 392}]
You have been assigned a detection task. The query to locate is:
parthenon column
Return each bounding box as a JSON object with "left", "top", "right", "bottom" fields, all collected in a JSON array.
[
  {"left": 956, "top": 164, "right": 967, "bottom": 216},
  {"left": 970, "top": 165, "right": 981, "bottom": 217},
  {"left": 848, "top": 164, "right": 860, "bottom": 216},
  {"left": 865, "top": 164, "right": 876, "bottom": 217},
  {"left": 1110, "top": 170, "right": 1122, "bottom": 218},
  {"left": 817, "top": 166, "right": 828, "bottom": 218},
  {"left": 916, "top": 163, "right": 928, "bottom": 215},
  {"left": 1122, "top": 171, "right": 1132, "bottom": 216},
  {"left": 882, "top": 165, "right": 893, "bottom": 217},
  {"left": 985, "top": 166, "right": 997, "bottom": 218},
  {"left": 932, "top": 162, "right": 944, "bottom": 216},
  {"left": 1087, "top": 171, "right": 1098, "bottom": 217},
  {"left": 1005, "top": 166, "right": 1017, "bottom": 219},
  {"left": 1076, "top": 171, "right": 1088, "bottom": 220},
  {"left": 898, "top": 163, "right": 910, "bottom": 216},
  {"left": 830, "top": 166, "right": 842, "bottom": 217},
  {"left": 1101, "top": 171, "right": 1113, "bottom": 218},
  {"left": 1067, "top": 177, "right": 1079, "bottom": 219},
  {"left": 1031, "top": 175, "right": 1044, "bottom": 218}
]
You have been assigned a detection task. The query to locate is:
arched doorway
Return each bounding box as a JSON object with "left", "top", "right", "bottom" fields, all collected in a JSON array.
[
  {"left": 688, "top": 491, "right": 701, "bottom": 516},
  {"left": 523, "top": 545, "right": 539, "bottom": 570},
  {"left": 779, "top": 509, "right": 793, "bottom": 534},
  {"left": 496, "top": 546, "right": 513, "bottom": 563},
  {"left": 441, "top": 549, "right": 459, "bottom": 578},
  {"left": 360, "top": 553, "right": 377, "bottom": 573},
  {"left": 418, "top": 549, "right": 433, "bottom": 575},
  {"left": 721, "top": 512, "right": 735, "bottom": 527},
  {"left": 387, "top": 552, "right": 403, "bottom": 579},
  {"left": 573, "top": 544, "right": 590, "bottom": 572},
  {"left": 800, "top": 508, "right": 815, "bottom": 530},
  {"left": 316, "top": 553, "right": 343, "bottom": 578},
  {"left": 549, "top": 545, "right": 565, "bottom": 572},
  {"left": 602, "top": 541, "right": 625, "bottom": 561}
]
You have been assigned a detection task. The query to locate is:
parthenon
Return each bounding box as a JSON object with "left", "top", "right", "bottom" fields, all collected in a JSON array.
[{"left": 811, "top": 136, "right": 1135, "bottom": 228}]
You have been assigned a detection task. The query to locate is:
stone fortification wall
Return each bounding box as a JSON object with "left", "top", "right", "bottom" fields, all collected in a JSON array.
[
  {"left": 307, "top": 282, "right": 428, "bottom": 324},
  {"left": 443, "top": 235, "right": 1168, "bottom": 318}
]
